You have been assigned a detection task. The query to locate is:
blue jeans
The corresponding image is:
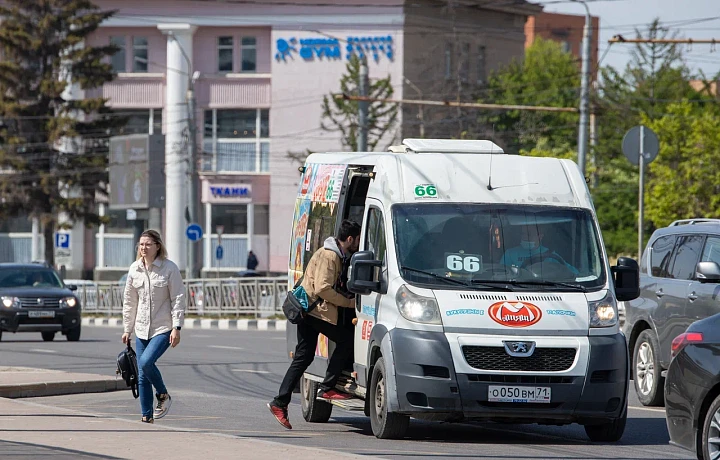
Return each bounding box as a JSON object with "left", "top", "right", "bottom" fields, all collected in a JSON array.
[{"left": 136, "top": 331, "right": 171, "bottom": 418}]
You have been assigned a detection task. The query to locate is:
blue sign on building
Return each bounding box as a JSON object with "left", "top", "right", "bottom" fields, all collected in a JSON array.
[{"left": 275, "top": 35, "right": 394, "bottom": 63}]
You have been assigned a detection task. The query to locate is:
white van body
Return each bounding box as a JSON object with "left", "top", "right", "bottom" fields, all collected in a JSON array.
[{"left": 287, "top": 139, "right": 638, "bottom": 441}]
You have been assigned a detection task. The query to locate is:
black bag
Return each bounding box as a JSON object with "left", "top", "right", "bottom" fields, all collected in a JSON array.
[
  {"left": 116, "top": 343, "right": 139, "bottom": 399},
  {"left": 282, "top": 276, "right": 320, "bottom": 325}
]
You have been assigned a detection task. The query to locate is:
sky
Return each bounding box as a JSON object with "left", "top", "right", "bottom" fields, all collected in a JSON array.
[{"left": 544, "top": 0, "right": 720, "bottom": 78}]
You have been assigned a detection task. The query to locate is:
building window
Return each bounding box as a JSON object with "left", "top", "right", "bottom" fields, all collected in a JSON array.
[
  {"left": 218, "top": 36, "right": 233, "bottom": 72},
  {"left": 241, "top": 37, "right": 257, "bottom": 72},
  {"left": 477, "top": 46, "right": 486, "bottom": 85},
  {"left": 561, "top": 40, "right": 571, "bottom": 53},
  {"left": 110, "top": 36, "right": 126, "bottom": 73},
  {"left": 133, "top": 37, "right": 148, "bottom": 73},
  {"left": 203, "top": 108, "right": 270, "bottom": 173},
  {"left": 460, "top": 43, "right": 470, "bottom": 82},
  {"left": 115, "top": 109, "right": 163, "bottom": 135},
  {"left": 212, "top": 205, "right": 248, "bottom": 234},
  {"left": 444, "top": 42, "right": 453, "bottom": 80},
  {"left": 254, "top": 205, "right": 269, "bottom": 235}
]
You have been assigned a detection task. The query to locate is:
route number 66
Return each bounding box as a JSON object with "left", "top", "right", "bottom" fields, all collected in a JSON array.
[
  {"left": 446, "top": 254, "right": 481, "bottom": 272},
  {"left": 414, "top": 185, "right": 437, "bottom": 197}
]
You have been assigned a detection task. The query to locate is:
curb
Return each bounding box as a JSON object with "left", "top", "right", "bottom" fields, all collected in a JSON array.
[
  {"left": 81, "top": 317, "right": 287, "bottom": 332},
  {"left": 0, "top": 378, "right": 128, "bottom": 399}
]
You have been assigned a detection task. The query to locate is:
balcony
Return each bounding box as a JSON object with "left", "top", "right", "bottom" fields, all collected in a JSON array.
[{"left": 86, "top": 74, "right": 165, "bottom": 108}]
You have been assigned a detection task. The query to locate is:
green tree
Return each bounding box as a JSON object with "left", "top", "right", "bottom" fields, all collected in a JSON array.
[
  {"left": 644, "top": 101, "right": 720, "bottom": 226},
  {"left": 480, "top": 37, "right": 580, "bottom": 154},
  {"left": 320, "top": 55, "right": 398, "bottom": 151},
  {"left": 0, "top": 0, "right": 122, "bottom": 264},
  {"left": 594, "top": 19, "right": 716, "bottom": 256}
]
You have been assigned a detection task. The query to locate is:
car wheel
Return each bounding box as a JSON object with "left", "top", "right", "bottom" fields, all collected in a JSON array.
[
  {"left": 369, "top": 357, "right": 409, "bottom": 439},
  {"left": 66, "top": 325, "right": 81, "bottom": 342},
  {"left": 300, "top": 375, "right": 333, "bottom": 422},
  {"left": 701, "top": 394, "right": 720, "bottom": 460},
  {"left": 633, "top": 329, "right": 664, "bottom": 406},
  {"left": 41, "top": 331, "right": 55, "bottom": 342},
  {"left": 584, "top": 406, "right": 627, "bottom": 442}
]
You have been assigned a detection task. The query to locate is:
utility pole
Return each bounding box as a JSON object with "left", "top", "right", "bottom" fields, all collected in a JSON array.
[
  {"left": 574, "top": 0, "right": 592, "bottom": 176},
  {"left": 404, "top": 77, "right": 425, "bottom": 138},
  {"left": 358, "top": 56, "right": 369, "bottom": 152},
  {"left": 186, "top": 83, "right": 199, "bottom": 279}
]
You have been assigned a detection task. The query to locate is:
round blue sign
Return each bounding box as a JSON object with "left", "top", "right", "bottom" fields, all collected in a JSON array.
[{"left": 186, "top": 223, "right": 203, "bottom": 242}]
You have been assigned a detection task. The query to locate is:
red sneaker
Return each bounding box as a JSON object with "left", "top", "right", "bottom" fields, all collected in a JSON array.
[
  {"left": 319, "top": 389, "right": 352, "bottom": 400},
  {"left": 267, "top": 403, "right": 292, "bottom": 430}
]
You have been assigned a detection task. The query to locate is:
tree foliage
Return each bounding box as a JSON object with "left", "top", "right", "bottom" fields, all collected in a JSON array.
[
  {"left": 320, "top": 55, "right": 398, "bottom": 151},
  {"left": 0, "top": 0, "right": 122, "bottom": 264}
]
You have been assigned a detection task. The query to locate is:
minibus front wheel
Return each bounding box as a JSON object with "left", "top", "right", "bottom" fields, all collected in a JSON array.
[{"left": 369, "top": 357, "right": 409, "bottom": 439}]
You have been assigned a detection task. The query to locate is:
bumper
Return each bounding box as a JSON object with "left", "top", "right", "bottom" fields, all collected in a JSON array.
[
  {"left": 390, "top": 328, "right": 628, "bottom": 425},
  {"left": 0, "top": 308, "right": 81, "bottom": 333}
]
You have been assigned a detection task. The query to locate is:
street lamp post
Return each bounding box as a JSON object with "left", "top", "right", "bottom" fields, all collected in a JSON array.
[{"left": 572, "top": 0, "right": 592, "bottom": 177}]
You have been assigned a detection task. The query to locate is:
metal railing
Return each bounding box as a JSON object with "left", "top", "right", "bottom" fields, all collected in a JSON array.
[{"left": 74, "top": 277, "right": 288, "bottom": 318}]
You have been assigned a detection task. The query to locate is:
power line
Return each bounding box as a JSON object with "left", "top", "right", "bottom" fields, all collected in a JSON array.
[{"left": 336, "top": 94, "right": 578, "bottom": 113}]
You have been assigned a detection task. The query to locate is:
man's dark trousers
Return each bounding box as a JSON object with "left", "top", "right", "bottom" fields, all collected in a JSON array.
[{"left": 273, "top": 315, "right": 353, "bottom": 407}]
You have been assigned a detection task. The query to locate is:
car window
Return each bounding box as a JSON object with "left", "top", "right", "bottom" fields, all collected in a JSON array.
[
  {"left": 650, "top": 235, "right": 676, "bottom": 278},
  {"left": 668, "top": 235, "right": 705, "bottom": 280},
  {"left": 701, "top": 236, "right": 720, "bottom": 266}
]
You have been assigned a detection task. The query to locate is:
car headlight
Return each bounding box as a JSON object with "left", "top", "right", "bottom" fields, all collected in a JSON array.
[
  {"left": 589, "top": 292, "right": 617, "bottom": 328},
  {"left": 1, "top": 296, "right": 20, "bottom": 308},
  {"left": 396, "top": 284, "right": 442, "bottom": 325},
  {"left": 60, "top": 297, "right": 78, "bottom": 308}
]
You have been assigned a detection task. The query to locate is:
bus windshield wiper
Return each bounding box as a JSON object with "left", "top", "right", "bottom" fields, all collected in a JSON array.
[
  {"left": 506, "top": 280, "right": 586, "bottom": 292},
  {"left": 400, "top": 267, "right": 511, "bottom": 291}
]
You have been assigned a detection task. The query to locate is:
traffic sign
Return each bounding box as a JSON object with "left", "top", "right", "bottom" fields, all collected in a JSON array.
[
  {"left": 55, "top": 233, "right": 70, "bottom": 249},
  {"left": 186, "top": 223, "right": 203, "bottom": 242},
  {"left": 216, "top": 245, "right": 224, "bottom": 260},
  {"left": 622, "top": 125, "right": 659, "bottom": 166}
]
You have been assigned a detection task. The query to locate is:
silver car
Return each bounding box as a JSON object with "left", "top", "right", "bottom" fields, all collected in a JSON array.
[{"left": 623, "top": 219, "right": 720, "bottom": 406}]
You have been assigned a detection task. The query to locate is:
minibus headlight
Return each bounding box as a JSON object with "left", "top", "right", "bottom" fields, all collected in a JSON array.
[
  {"left": 396, "top": 285, "right": 442, "bottom": 325},
  {"left": 589, "top": 292, "right": 617, "bottom": 328}
]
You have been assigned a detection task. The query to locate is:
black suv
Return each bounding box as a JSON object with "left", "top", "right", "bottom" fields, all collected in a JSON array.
[
  {"left": 0, "top": 263, "right": 82, "bottom": 341},
  {"left": 623, "top": 219, "right": 720, "bottom": 406}
]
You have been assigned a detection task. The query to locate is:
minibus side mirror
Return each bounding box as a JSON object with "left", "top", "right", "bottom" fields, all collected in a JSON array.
[
  {"left": 696, "top": 261, "right": 720, "bottom": 283},
  {"left": 348, "top": 251, "right": 382, "bottom": 295},
  {"left": 612, "top": 257, "right": 640, "bottom": 301}
]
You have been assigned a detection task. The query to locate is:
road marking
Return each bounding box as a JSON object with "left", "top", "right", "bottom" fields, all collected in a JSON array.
[
  {"left": 629, "top": 405, "right": 666, "bottom": 413},
  {"left": 29, "top": 349, "right": 57, "bottom": 353},
  {"left": 208, "top": 345, "right": 244, "bottom": 350},
  {"left": 231, "top": 369, "right": 270, "bottom": 374}
]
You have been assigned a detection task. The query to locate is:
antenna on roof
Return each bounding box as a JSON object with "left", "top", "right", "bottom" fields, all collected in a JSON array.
[{"left": 487, "top": 124, "right": 495, "bottom": 191}]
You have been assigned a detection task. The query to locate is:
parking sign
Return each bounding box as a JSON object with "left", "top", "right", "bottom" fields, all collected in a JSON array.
[{"left": 55, "top": 233, "right": 70, "bottom": 249}]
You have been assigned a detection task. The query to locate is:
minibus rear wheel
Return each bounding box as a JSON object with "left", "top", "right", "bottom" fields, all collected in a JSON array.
[{"left": 300, "top": 375, "right": 332, "bottom": 422}]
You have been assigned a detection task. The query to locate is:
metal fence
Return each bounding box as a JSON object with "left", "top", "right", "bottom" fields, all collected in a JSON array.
[{"left": 75, "top": 277, "right": 289, "bottom": 318}]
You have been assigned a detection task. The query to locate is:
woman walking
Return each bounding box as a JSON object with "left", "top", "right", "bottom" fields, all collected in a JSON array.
[{"left": 122, "top": 230, "right": 186, "bottom": 424}]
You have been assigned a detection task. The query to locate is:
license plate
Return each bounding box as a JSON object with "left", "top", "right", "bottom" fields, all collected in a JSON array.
[
  {"left": 488, "top": 385, "right": 551, "bottom": 403},
  {"left": 28, "top": 311, "right": 55, "bottom": 318}
]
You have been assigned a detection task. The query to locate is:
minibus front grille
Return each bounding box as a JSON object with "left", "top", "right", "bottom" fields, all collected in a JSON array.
[{"left": 462, "top": 346, "right": 576, "bottom": 372}]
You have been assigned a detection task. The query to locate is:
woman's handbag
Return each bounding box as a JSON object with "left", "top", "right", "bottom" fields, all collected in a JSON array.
[{"left": 116, "top": 343, "right": 139, "bottom": 399}]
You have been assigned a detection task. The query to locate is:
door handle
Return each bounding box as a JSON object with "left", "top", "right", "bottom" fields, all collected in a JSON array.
[
  {"left": 655, "top": 290, "right": 665, "bottom": 298},
  {"left": 688, "top": 292, "right": 698, "bottom": 301}
]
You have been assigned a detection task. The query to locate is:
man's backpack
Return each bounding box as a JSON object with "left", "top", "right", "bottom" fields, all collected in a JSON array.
[{"left": 116, "top": 343, "right": 139, "bottom": 398}]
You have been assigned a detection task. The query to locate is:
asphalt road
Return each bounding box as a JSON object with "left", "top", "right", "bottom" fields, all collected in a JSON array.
[{"left": 1, "top": 326, "right": 694, "bottom": 460}]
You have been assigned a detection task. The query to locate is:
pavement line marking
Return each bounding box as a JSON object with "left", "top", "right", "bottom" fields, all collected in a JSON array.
[
  {"left": 208, "top": 345, "right": 245, "bottom": 350},
  {"left": 629, "top": 405, "right": 666, "bottom": 413},
  {"left": 29, "top": 349, "right": 57, "bottom": 353},
  {"left": 231, "top": 369, "right": 271, "bottom": 374}
]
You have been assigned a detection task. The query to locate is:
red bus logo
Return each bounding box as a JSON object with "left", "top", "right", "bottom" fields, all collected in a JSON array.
[{"left": 488, "top": 301, "right": 542, "bottom": 328}]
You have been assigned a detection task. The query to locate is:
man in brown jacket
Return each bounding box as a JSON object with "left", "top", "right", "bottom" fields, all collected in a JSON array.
[{"left": 268, "top": 220, "right": 361, "bottom": 430}]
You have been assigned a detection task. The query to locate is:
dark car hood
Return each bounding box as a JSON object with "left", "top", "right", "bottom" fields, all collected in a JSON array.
[{"left": 0, "top": 287, "right": 74, "bottom": 297}]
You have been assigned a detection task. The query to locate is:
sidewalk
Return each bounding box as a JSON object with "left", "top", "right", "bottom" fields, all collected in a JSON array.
[
  {"left": 0, "top": 397, "right": 382, "bottom": 460},
  {"left": 0, "top": 367, "right": 127, "bottom": 398}
]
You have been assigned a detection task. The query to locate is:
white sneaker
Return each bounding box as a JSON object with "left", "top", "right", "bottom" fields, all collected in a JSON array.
[{"left": 154, "top": 393, "right": 172, "bottom": 419}]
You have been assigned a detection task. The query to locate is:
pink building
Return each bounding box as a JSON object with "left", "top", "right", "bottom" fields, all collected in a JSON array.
[{"left": 0, "top": 0, "right": 540, "bottom": 278}]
